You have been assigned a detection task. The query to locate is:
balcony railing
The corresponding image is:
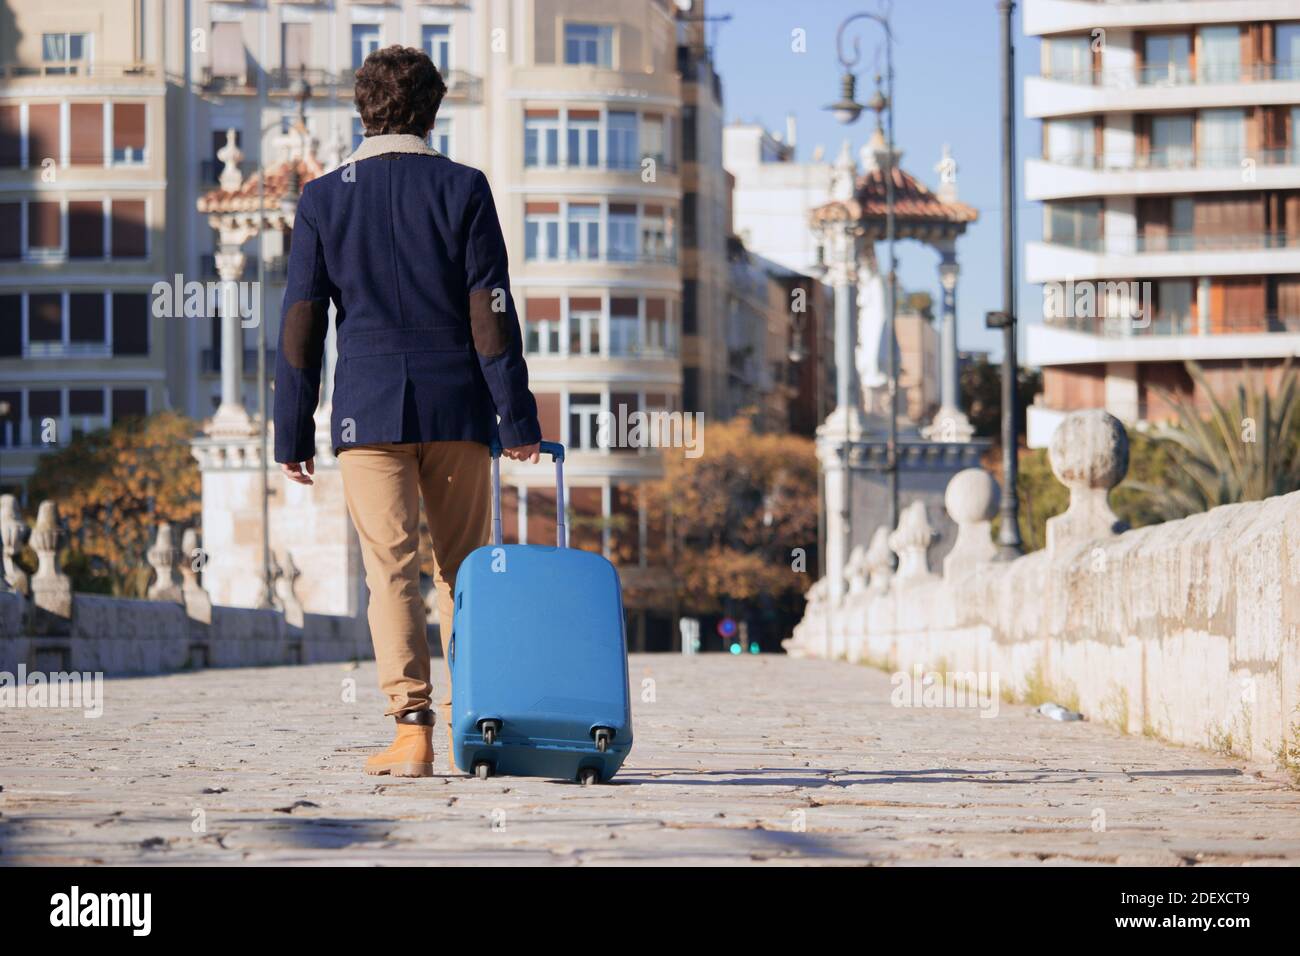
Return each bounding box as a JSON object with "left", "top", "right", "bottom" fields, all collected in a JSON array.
[
  {"left": 1042, "top": 61, "right": 1300, "bottom": 88},
  {"left": 201, "top": 347, "right": 277, "bottom": 374},
  {"left": 1046, "top": 313, "right": 1300, "bottom": 338},
  {"left": 198, "top": 254, "right": 288, "bottom": 282},
  {"left": 202, "top": 66, "right": 481, "bottom": 102},
  {"left": 524, "top": 156, "right": 678, "bottom": 174},
  {"left": 1043, "top": 231, "right": 1300, "bottom": 254},
  {"left": 0, "top": 61, "right": 156, "bottom": 79},
  {"left": 1041, "top": 146, "right": 1300, "bottom": 171}
]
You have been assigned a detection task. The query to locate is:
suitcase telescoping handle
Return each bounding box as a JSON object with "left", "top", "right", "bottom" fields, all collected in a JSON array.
[{"left": 488, "top": 439, "right": 566, "bottom": 548}]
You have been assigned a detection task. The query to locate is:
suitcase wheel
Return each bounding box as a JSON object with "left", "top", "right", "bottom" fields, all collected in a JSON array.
[
  {"left": 593, "top": 728, "right": 613, "bottom": 753},
  {"left": 474, "top": 761, "right": 493, "bottom": 780},
  {"left": 480, "top": 719, "right": 501, "bottom": 746},
  {"left": 578, "top": 767, "right": 600, "bottom": 787}
]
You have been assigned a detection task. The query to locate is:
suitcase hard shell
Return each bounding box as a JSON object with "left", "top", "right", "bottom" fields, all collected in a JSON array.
[{"left": 450, "top": 441, "right": 633, "bottom": 784}]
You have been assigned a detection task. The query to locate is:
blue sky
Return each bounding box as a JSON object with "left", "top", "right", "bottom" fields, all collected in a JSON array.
[{"left": 712, "top": 0, "right": 1042, "bottom": 362}]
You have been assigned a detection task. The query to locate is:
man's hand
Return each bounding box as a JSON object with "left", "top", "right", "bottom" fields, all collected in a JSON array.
[
  {"left": 281, "top": 458, "right": 315, "bottom": 485},
  {"left": 503, "top": 443, "right": 541, "bottom": 464}
]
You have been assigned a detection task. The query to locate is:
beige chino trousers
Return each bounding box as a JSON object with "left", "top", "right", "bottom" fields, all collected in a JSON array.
[{"left": 338, "top": 441, "right": 490, "bottom": 741}]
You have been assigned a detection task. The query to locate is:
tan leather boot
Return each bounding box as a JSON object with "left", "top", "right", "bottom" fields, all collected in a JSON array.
[{"left": 364, "top": 710, "right": 435, "bottom": 777}]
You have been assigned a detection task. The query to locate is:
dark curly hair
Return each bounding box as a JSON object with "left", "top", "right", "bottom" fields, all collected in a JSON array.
[{"left": 354, "top": 45, "right": 447, "bottom": 137}]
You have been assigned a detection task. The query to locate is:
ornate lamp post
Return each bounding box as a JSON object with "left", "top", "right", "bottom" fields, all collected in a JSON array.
[{"left": 824, "top": 10, "right": 899, "bottom": 539}]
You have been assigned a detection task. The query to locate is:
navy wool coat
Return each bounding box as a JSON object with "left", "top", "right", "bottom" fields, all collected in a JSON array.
[{"left": 273, "top": 133, "right": 541, "bottom": 464}]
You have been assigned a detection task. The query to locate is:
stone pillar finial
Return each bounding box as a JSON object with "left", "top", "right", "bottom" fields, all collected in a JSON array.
[
  {"left": 865, "top": 526, "right": 894, "bottom": 593},
  {"left": 889, "top": 501, "right": 936, "bottom": 582},
  {"left": 146, "top": 522, "right": 184, "bottom": 603},
  {"left": 0, "top": 494, "right": 29, "bottom": 595},
  {"left": 179, "top": 527, "right": 213, "bottom": 624},
  {"left": 272, "top": 549, "right": 305, "bottom": 629},
  {"left": 943, "top": 468, "right": 1000, "bottom": 578},
  {"left": 30, "top": 500, "right": 72, "bottom": 627},
  {"left": 844, "top": 544, "right": 870, "bottom": 595},
  {"left": 217, "top": 128, "right": 244, "bottom": 193},
  {"left": 1045, "top": 410, "right": 1129, "bottom": 557}
]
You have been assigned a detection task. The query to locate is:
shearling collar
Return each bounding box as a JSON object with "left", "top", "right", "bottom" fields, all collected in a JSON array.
[{"left": 344, "top": 133, "right": 441, "bottom": 165}]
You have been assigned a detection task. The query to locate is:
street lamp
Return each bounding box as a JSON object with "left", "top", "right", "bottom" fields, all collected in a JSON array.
[
  {"left": 824, "top": 10, "right": 899, "bottom": 538},
  {"left": 991, "top": 0, "right": 1024, "bottom": 558}
]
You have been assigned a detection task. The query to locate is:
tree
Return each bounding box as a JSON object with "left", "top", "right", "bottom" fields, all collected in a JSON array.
[
  {"left": 641, "top": 414, "right": 819, "bottom": 644},
  {"left": 960, "top": 356, "right": 1042, "bottom": 439},
  {"left": 1127, "top": 359, "right": 1300, "bottom": 520},
  {"left": 24, "top": 410, "right": 201, "bottom": 596}
]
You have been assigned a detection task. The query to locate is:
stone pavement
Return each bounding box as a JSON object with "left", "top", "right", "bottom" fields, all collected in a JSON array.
[{"left": 2, "top": 654, "right": 1299, "bottom": 866}]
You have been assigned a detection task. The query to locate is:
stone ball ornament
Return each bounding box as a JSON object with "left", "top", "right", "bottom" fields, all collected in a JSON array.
[
  {"left": 1048, "top": 409, "right": 1128, "bottom": 492},
  {"left": 944, "top": 467, "right": 1000, "bottom": 525}
]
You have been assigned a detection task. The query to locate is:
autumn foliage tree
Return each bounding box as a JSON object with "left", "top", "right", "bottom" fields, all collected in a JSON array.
[
  {"left": 24, "top": 410, "right": 201, "bottom": 596},
  {"left": 641, "top": 413, "right": 819, "bottom": 644}
]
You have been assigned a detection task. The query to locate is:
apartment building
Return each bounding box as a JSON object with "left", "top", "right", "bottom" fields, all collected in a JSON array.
[
  {"left": 676, "top": 0, "right": 729, "bottom": 423},
  {"left": 1023, "top": 0, "right": 1300, "bottom": 445},
  {"left": 0, "top": 0, "right": 171, "bottom": 495}
]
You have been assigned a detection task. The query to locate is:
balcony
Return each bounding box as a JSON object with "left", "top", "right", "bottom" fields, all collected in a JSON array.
[
  {"left": 1027, "top": 233, "right": 1300, "bottom": 282},
  {"left": 202, "top": 66, "right": 481, "bottom": 103},
  {"left": 1026, "top": 147, "right": 1300, "bottom": 200},
  {"left": 524, "top": 156, "right": 679, "bottom": 176},
  {"left": 1025, "top": 72, "right": 1300, "bottom": 118},
  {"left": 1024, "top": 0, "right": 1300, "bottom": 37},
  {"left": 1042, "top": 61, "right": 1300, "bottom": 89},
  {"left": 0, "top": 61, "right": 156, "bottom": 80}
]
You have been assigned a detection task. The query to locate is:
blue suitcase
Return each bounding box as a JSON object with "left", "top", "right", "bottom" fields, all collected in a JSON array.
[{"left": 449, "top": 440, "right": 633, "bottom": 785}]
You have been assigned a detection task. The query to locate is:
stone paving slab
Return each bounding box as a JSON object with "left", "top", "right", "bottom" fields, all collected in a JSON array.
[{"left": 2, "top": 655, "right": 1298, "bottom": 865}]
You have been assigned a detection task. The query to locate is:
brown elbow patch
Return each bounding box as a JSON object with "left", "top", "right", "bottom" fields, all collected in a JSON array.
[
  {"left": 469, "top": 287, "right": 510, "bottom": 358},
  {"left": 283, "top": 300, "right": 329, "bottom": 369}
]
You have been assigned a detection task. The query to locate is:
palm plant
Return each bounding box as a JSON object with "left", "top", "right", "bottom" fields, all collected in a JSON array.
[{"left": 1128, "top": 359, "right": 1300, "bottom": 520}]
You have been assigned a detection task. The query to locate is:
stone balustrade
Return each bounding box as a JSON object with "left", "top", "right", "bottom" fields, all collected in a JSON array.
[
  {"left": 0, "top": 504, "right": 369, "bottom": 675},
  {"left": 786, "top": 409, "right": 1300, "bottom": 765}
]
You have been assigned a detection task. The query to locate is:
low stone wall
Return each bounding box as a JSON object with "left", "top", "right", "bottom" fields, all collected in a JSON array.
[
  {"left": 0, "top": 502, "right": 371, "bottom": 677},
  {"left": 787, "top": 410, "right": 1300, "bottom": 765}
]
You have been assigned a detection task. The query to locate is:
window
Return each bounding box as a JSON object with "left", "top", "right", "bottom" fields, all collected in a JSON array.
[
  {"left": 641, "top": 205, "right": 671, "bottom": 261},
  {"left": 112, "top": 103, "right": 146, "bottom": 164},
  {"left": 1142, "top": 33, "right": 1191, "bottom": 86},
  {"left": 42, "top": 32, "right": 90, "bottom": 74},
  {"left": 607, "top": 203, "right": 637, "bottom": 261},
  {"left": 429, "top": 117, "right": 451, "bottom": 156},
  {"left": 352, "top": 116, "right": 365, "bottom": 150},
  {"left": 682, "top": 279, "right": 699, "bottom": 334},
  {"left": 352, "top": 24, "right": 381, "bottom": 69},
  {"left": 0, "top": 390, "right": 19, "bottom": 448},
  {"left": 568, "top": 392, "right": 603, "bottom": 450},
  {"left": 524, "top": 298, "right": 561, "bottom": 355},
  {"left": 210, "top": 22, "right": 246, "bottom": 81},
  {"left": 609, "top": 298, "right": 639, "bottom": 356},
  {"left": 568, "top": 297, "right": 601, "bottom": 356},
  {"left": 1044, "top": 118, "right": 1093, "bottom": 166},
  {"left": 111, "top": 389, "right": 148, "bottom": 425},
  {"left": 642, "top": 113, "right": 666, "bottom": 167},
  {"left": 682, "top": 192, "right": 698, "bottom": 248},
  {"left": 1154, "top": 280, "right": 1194, "bottom": 334},
  {"left": 111, "top": 200, "right": 147, "bottom": 258},
  {"left": 27, "top": 104, "right": 59, "bottom": 169},
  {"left": 1045, "top": 200, "right": 1101, "bottom": 250},
  {"left": 70, "top": 103, "right": 104, "bottom": 166},
  {"left": 282, "top": 22, "right": 311, "bottom": 73},
  {"left": 566, "top": 110, "right": 599, "bottom": 167},
  {"left": 566, "top": 203, "right": 600, "bottom": 260},
  {"left": 564, "top": 24, "right": 613, "bottom": 67},
  {"left": 681, "top": 105, "right": 698, "bottom": 162},
  {"left": 524, "top": 203, "right": 561, "bottom": 261},
  {"left": 27, "top": 201, "right": 61, "bottom": 257},
  {"left": 1278, "top": 23, "right": 1300, "bottom": 81},
  {"left": 1197, "top": 109, "right": 1244, "bottom": 168},
  {"left": 422, "top": 24, "right": 451, "bottom": 72},
  {"left": 524, "top": 110, "right": 560, "bottom": 167},
  {"left": 1046, "top": 35, "right": 1091, "bottom": 83},
  {"left": 28, "top": 390, "right": 59, "bottom": 443},
  {"left": 1197, "top": 26, "right": 1240, "bottom": 84},
  {"left": 645, "top": 299, "right": 673, "bottom": 356},
  {"left": 0, "top": 204, "right": 17, "bottom": 258},
  {"left": 607, "top": 111, "right": 638, "bottom": 169},
  {"left": 1149, "top": 114, "right": 1194, "bottom": 168},
  {"left": 68, "top": 389, "right": 107, "bottom": 438},
  {"left": 113, "top": 293, "right": 150, "bottom": 356}
]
